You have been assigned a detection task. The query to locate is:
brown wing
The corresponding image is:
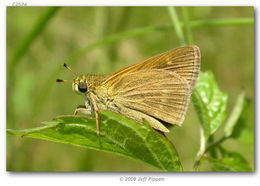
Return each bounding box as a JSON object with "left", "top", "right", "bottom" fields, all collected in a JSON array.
[
  {"left": 106, "top": 69, "right": 190, "bottom": 126},
  {"left": 102, "top": 45, "right": 200, "bottom": 92}
]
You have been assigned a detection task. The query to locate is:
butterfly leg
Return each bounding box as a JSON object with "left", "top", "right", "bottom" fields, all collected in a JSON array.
[
  {"left": 89, "top": 93, "right": 99, "bottom": 136},
  {"left": 73, "top": 105, "right": 92, "bottom": 115}
]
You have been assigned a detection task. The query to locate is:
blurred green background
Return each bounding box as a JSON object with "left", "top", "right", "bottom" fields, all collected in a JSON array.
[{"left": 6, "top": 6, "right": 254, "bottom": 171}]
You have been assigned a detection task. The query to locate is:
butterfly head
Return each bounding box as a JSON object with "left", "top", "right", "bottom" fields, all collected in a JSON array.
[
  {"left": 56, "top": 63, "right": 88, "bottom": 95},
  {"left": 72, "top": 75, "right": 88, "bottom": 95}
]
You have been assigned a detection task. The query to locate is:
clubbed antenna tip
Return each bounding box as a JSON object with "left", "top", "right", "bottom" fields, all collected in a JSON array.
[
  {"left": 56, "top": 79, "right": 72, "bottom": 83},
  {"left": 63, "top": 63, "right": 78, "bottom": 76},
  {"left": 56, "top": 79, "right": 64, "bottom": 82}
]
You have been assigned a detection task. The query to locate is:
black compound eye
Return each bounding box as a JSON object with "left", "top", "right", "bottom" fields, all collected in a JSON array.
[{"left": 78, "top": 82, "right": 87, "bottom": 93}]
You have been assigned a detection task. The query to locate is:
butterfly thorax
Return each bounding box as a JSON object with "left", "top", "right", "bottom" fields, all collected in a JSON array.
[{"left": 86, "top": 75, "right": 107, "bottom": 91}]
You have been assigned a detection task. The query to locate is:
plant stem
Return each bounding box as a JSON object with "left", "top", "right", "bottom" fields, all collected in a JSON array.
[
  {"left": 205, "top": 136, "right": 228, "bottom": 153},
  {"left": 191, "top": 18, "right": 253, "bottom": 27},
  {"left": 193, "top": 125, "right": 206, "bottom": 170},
  {"left": 181, "top": 7, "right": 193, "bottom": 45},
  {"left": 167, "top": 7, "right": 186, "bottom": 46}
]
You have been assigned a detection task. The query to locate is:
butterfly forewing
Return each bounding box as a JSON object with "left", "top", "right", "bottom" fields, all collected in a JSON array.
[{"left": 103, "top": 46, "right": 200, "bottom": 93}]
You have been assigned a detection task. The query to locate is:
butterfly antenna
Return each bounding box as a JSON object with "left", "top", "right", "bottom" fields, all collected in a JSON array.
[
  {"left": 63, "top": 63, "right": 78, "bottom": 76},
  {"left": 56, "top": 79, "right": 73, "bottom": 83}
]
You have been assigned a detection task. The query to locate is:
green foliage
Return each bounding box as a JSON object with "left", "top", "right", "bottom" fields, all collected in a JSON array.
[
  {"left": 192, "top": 88, "right": 252, "bottom": 171},
  {"left": 7, "top": 111, "right": 182, "bottom": 171},
  {"left": 206, "top": 149, "right": 252, "bottom": 171},
  {"left": 191, "top": 78, "right": 252, "bottom": 171}
]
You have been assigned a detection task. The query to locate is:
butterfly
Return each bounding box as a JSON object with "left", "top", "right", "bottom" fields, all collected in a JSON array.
[{"left": 57, "top": 46, "right": 200, "bottom": 136}]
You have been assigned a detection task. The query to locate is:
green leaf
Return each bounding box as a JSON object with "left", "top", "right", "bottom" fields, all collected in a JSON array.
[
  {"left": 206, "top": 150, "right": 253, "bottom": 171},
  {"left": 7, "top": 111, "right": 182, "bottom": 171},
  {"left": 192, "top": 71, "right": 228, "bottom": 169},
  {"left": 224, "top": 91, "right": 248, "bottom": 137},
  {"left": 192, "top": 71, "right": 228, "bottom": 139},
  {"left": 226, "top": 96, "right": 251, "bottom": 140}
]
